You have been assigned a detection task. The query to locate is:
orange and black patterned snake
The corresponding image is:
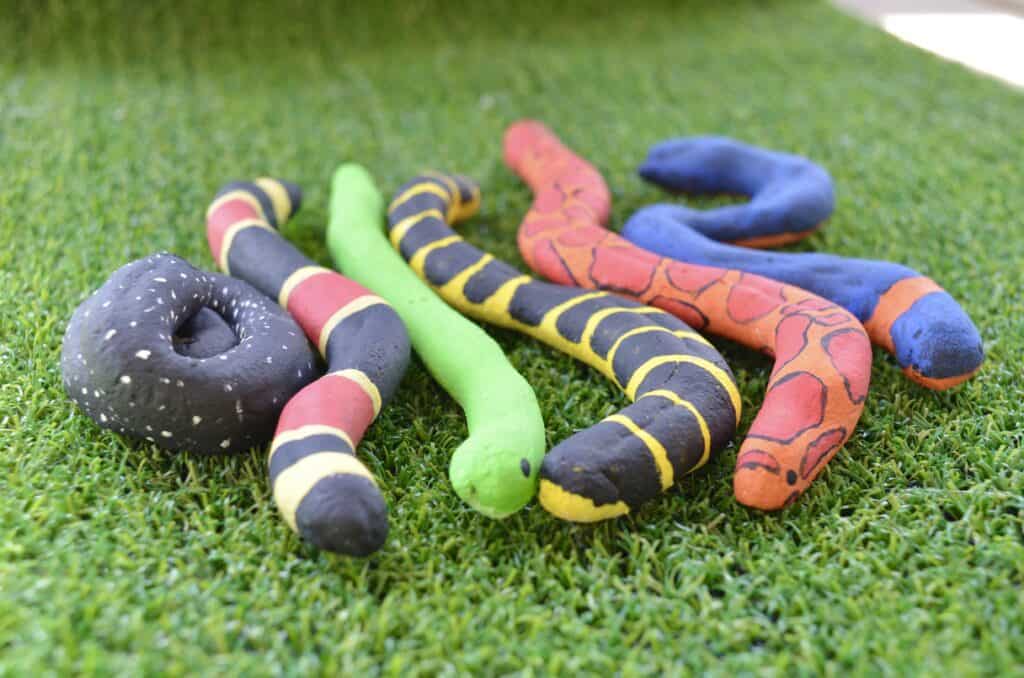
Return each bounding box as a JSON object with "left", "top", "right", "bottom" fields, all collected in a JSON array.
[{"left": 505, "top": 121, "right": 873, "bottom": 511}]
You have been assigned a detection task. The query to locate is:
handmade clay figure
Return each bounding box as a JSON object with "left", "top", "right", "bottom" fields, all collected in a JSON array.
[
  {"left": 636, "top": 136, "right": 835, "bottom": 247},
  {"left": 505, "top": 120, "right": 874, "bottom": 511},
  {"left": 61, "top": 252, "right": 317, "bottom": 455},
  {"left": 207, "top": 178, "right": 410, "bottom": 556},
  {"left": 627, "top": 137, "right": 983, "bottom": 389},
  {"left": 388, "top": 172, "right": 741, "bottom": 521},
  {"left": 326, "top": 164, "right": 546, "bottom": 519}
]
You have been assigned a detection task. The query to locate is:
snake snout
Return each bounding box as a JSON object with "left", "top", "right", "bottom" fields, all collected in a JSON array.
[
  {"left": 294, "top": 474, "right": 389, "bottom": 557},
  {"left": 538, "top": 448, "right": 633, "bottom": 523},
  {"left": 891, "top": 291, "right": 984, "bottom": 384}
]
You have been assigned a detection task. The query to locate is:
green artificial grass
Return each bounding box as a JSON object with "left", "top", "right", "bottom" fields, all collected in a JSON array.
[{"left": 1, "top": 0, "right": 1022, "bottom": 674}]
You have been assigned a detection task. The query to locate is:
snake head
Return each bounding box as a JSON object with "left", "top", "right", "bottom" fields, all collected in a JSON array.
[
  {"left": 891, "top": 291, "right": 985, "bottom": 389},
  {"left": 449, "top": 436, "right": 541, "bottom": 519}
]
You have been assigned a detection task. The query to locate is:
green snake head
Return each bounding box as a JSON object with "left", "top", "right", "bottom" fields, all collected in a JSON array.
[{"left": 448, "top": 422, "right": 543, "bottom": 519}]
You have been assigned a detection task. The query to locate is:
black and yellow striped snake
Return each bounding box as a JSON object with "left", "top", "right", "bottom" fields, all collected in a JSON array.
[{"left": 387, "top": 173, "right": 742, "bottom": 521}]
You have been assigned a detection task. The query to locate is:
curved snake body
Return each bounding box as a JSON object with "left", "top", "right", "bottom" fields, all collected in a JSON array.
[
  {"left": 505, "top": 121, "right": 874, "bottom": 511},
  {"left": 627, "top": 136, "right": 983, "bottom": 389},
  {"left": 327, "top": 164, "right": 547, "bottom": 519},
  {"left": 206, "top": 178, "right": 410, "bottom": 556},
  {"left": 388, "top": 173, "right": 741, "bottom": 521},
  {"left": 636, "top": 136, "right": 835, "bottom": 247}
]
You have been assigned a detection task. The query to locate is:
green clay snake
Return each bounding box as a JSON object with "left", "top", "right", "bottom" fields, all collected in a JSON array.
[{"left": 327, "top": 165, "right": 546, "bottom": 519}]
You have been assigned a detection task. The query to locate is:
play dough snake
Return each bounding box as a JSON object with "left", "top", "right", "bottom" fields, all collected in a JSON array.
[
  {"left": 206, "top": 178, "right": 410, "bottom": 556},
  {"left": 627, "top": 136, "right": 984, "bottom": 389},
  {"left": 61, "top": 253, "right": 317, "bottom": 455},
  {"left": 326, "top": 164, "right": 546, "bottom": 518},
  {"left": 636, "top": 136, "right": 836, "bottom": 247},
  {"left": 505, "top": 121, "right": 874, "bottom": 511},
  {"left": 388, "top": 172, "right": 741, "bottom": 521}
]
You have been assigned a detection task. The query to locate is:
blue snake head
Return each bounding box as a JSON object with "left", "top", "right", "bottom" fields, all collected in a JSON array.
[{"left": 890, "top": 292, "right": 984, "bottom": 387}]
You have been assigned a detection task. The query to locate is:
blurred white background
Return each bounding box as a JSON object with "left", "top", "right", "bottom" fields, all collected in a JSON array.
[{"left": 834, "top": 0, "right": 1024, "bottom": 87}]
